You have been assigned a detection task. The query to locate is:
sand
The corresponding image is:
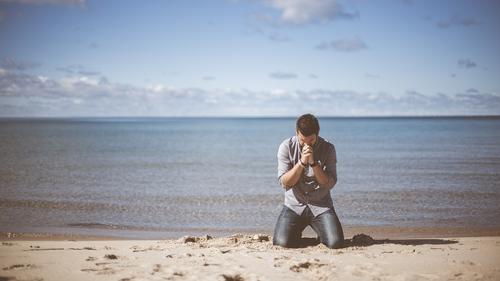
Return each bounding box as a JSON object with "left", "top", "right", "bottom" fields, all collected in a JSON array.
[{"left": 1, "top": 233, "right": 500, "bottom": 281}]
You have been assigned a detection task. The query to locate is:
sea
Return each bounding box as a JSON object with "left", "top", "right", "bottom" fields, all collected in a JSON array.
[{"left": 1, "top": 117, "right": 500, "bottom": 238}]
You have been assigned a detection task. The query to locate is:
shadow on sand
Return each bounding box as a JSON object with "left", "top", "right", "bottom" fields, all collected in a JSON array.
[{"left": 297, "top": 233, "right": 458, "bottom": 248}]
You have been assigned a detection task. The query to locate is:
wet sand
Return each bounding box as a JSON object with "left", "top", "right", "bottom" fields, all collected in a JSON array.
[
  {"left": 3, "top": 224, "right": 500, "bottom": 241},
  {"left": 1, "top": 232, "right": 499, "bottom": 281}
]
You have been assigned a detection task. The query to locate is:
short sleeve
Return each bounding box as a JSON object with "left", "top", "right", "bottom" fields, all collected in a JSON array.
[
  {"left": 277, "top": 139, "right": 293, "bottom": 188},
  {"left": 320, "top": 143, "right": 337, "bottom": 190}
]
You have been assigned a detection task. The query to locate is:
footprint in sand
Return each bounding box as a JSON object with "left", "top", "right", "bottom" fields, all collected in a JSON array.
[
  {"left": 130, "top": 245, "right": 164, "bottom": 252},
  {"left": 151, "top": 264, "right": 162, "bottom": 274},
  {"left": 104, "top": 254, "right": 118, "bottom": 260},
  {"left": 150, "top": 264, "right": 185, "bottom": 279},
  {"left": 289, "top": 260, "right": 328, "bottom": 273},
  {"left": 81, "top": 255, "right": 124, "bottom": 275},
  {"left": 220, "top": 273, "right": 244, "bottom": 281},
  {"left": 81, "top": 262, "right": 119, "bottom": 276},
  {"left": 82, "top": 267, "right": 117, "bottom": 275},
  {"left": 2, "top": 264, "right": 37, "bottom": 271},
  {"left": 460, "top": 260, "right": 478, "bottom": 266},
  {"left": 273, "top": 255, "right": 291, "bottom": 268}
]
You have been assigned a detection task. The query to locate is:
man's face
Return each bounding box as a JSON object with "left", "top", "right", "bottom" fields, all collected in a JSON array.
[{"left": 297, "top": 131, "right": 317, "bottom": 148}]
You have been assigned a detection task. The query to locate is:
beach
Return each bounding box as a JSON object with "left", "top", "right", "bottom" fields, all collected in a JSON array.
[
  {"left": 1, "top": 0, "right": 500, "bottom": 276},
  {"left": 1, "top": 232, "right": 500, "bottom": 281}
]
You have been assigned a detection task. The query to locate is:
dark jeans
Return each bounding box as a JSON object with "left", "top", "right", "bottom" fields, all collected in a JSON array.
[{"left": 273, "top": 205, "right": 344, "bottom": 249}]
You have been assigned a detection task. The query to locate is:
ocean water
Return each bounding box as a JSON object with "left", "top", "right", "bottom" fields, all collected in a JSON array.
[{"left": 1, "top": 117, "right": 500, "bottom": 238}]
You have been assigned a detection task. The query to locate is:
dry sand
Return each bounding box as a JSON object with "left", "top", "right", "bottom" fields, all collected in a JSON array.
[{"left": 1, "top": 233, "right": 500, "bottom": 281}]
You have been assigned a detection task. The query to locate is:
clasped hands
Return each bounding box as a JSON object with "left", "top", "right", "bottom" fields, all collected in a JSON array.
[{"left": 300, "top": 144, "right": 315, "bottom": 166}]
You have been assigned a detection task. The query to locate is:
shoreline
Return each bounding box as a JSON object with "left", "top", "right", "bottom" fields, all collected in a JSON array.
[{"left": 3, "top": 225, "right": 500, "bottom": 241}]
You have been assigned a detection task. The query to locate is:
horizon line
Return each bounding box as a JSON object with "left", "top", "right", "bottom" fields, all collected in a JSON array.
[{"left": 1, "top": 115, "right": 500, "bottom": 120}]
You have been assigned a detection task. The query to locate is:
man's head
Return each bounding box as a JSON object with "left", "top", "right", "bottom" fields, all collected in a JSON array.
[{"left": 296, "top": 113, "right": 320, "bottom": 147}]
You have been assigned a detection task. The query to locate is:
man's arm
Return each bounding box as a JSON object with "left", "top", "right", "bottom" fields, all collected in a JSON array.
[
  {"left": 280, "top": 162, "right": 306, "bottom": 189},
  {"left": 312, "top": 164, "right": 330, "bottom": 186},
  {"left": 313, "top": 143, "right": 337, "bottom": 190},
  {"left": 277, "top": 140, "right": 305, "bottom": 189}
]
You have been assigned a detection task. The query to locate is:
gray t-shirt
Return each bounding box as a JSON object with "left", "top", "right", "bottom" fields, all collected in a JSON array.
[{"left": 277, "top": 135, "right": 338, "bottom": 217}]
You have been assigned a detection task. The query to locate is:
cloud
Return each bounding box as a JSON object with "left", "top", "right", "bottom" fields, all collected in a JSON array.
[
  {"left": 1, "top": 71, "right": 499, "bottom": 117},
  {"left": 263, "top": 0, "right": 358, "bottom": 25},
  {"left": 269, "top": 71, "right": 298, "bottom": 79},
  {"left": 436, "top": 15, "right": 479, "bottom": 29},
  {"left": 458, "top": 59, "right": 477, "bottom": 69},
  {"left": 56, "top": 64, "right": 100, "bottom": 76},
  {"left": 316, "top": 38, "right": 367, "bottom": 52},
  {"left": 0, "top": 0, "right": 85, "bottom": 5},
  {"left": 202, "top": 76, "right": 216, "bottom": 81},
  {"left": 0, "top": 57, "right": 40, "bottom": 71},
  {"left": 308, "top": 74, "right": 318, "bottom": 79},
  {"left": 78, "top": 70, "right": 100, "bottom": 76}
]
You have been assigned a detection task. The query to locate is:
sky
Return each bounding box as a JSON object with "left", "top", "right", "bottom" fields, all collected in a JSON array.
[{"left": 0, "top": 0, "right": 499, "bottom": 117}]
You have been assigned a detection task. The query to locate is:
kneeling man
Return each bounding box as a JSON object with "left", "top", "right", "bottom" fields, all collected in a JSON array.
[{"left": 273, "top": 113, "right": 344, "bottom": 249}]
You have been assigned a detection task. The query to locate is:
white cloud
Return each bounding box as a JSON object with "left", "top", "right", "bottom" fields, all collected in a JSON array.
[
  {"left": 264, "top": 0, "right": 357, "bottom": 25},
  {"left": 1, "top": 57, "right": 41, "bottom": 71},
  {"left": 37, "top": 75, "right": 48, "bottom": 83},
  {"left": 1, "top": 71, "right": 499, "bottom": 117},
  {"left": 59, "top": 75, "right": 100, "bottom": 87},
  {"left": 146, "top": 84, "right": 171, "bottom": 93}
]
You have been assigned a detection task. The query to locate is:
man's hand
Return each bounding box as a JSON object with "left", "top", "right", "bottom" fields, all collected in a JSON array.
[{"left": 301, "top": 144, "right": 314, "bottom": 165}]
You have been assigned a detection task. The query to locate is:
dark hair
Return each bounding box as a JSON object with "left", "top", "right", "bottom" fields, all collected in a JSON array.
[{"left": 296, "top": 113, "right": 319, "bottom": 136}]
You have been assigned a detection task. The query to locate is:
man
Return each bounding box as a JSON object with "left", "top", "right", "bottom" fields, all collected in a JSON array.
[{"left": 273, "top": 113, "right": 344, "bottom": 249}]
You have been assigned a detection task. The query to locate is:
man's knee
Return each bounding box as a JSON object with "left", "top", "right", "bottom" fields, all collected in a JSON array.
[
  {"left": 272, "top": 236, "right": 295, "bottom": 248},
  {"left": 323, "top": 237, "right": 344, "bottom": 249}
]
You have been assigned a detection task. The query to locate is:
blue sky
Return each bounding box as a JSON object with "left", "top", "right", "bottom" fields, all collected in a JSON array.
[{"left": 0, "top": 0, "right": 499, "bottom": 116}]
